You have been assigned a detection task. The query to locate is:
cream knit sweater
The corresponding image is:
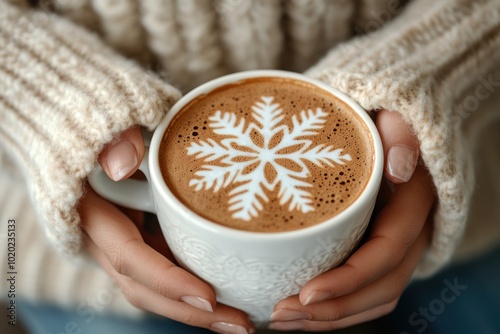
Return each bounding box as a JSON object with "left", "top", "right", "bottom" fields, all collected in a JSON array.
[{"left": 1, "top": 0, "right": 500, "bottom": 315}]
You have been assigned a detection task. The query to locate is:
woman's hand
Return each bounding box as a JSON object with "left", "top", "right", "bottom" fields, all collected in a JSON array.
[
  {"left": 269, "top": 110, "right": 436, "bottom": 331},
  {"left": 79, "top": 127, "right": 255, "bottom": 334}
]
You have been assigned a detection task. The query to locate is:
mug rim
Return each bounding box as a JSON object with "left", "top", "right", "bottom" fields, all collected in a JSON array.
[{"left": 149, "top": 70, "right": 384, "bottom": 241}]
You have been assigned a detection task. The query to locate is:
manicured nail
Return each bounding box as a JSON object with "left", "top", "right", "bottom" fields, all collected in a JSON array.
[
  {"left": 302, "top": 290, "right": 334, "bottom": 305},
  {"left": 105, "top": 139, "right": 138, "bottom": 181},
  {"left": 180, "top": 295, "right": 213, "bottom": 312},
  {"left": 211, "top": 322, "right": 249, "bottom": 334},
  {"left": 270, "top": 309, "right": 311, "bottom": 322},
  {"left": 268, "top": 320, "right": 305, "bottom": 331},
  {"left": 387, "top": 145, "right": 418, "bottom": 183}
]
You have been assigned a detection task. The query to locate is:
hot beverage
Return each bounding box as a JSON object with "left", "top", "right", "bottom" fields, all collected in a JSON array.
[
  {"left": 159, "top": 77, "right": 374, "bottom": 232},
  {"left": 90, "top": 71, "right": 383, "bottom": 323}
]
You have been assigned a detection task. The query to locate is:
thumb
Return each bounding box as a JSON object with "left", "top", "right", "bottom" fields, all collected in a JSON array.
[
  {"left": 98, "top": 127, "right": 145, "bottom": 181},
  {"left": 375, "top": 109, "right": 420, "bottom": 184}
]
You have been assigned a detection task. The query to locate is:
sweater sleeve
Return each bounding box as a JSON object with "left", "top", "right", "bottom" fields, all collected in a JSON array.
[
  {"left": 0, "top": 3, "right": 182, "bottom": 256},
  {"left": 306, "top": 0, "right": 500, "bottom": 276}
]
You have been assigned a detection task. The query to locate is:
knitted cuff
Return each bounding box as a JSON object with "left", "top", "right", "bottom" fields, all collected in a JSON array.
[
  {"left": 0, "top": 3, "right": 181, "bottom": 256},
  {"left": 0, "top": 166, "right": 142, "bottom": 317},
  {"left": 306, "top": 0, "right": 500, "bottom": 276}
]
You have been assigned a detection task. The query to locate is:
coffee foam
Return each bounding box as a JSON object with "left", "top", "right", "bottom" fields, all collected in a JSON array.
[{"left": 159, "top": 78, "right": 374, "bottom": 232}]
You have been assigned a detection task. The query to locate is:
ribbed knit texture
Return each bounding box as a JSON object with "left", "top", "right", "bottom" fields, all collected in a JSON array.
[
  {"left": 0, "top": 0, "right": 499, "bottom": 313},
  {"left": 0, "top": 165, "right": 141, "bottom": 316},
  {"left": 0, "top": 2, "right": 182, "bottom": 256},
  {"left": 306, "top": 0, "right": 500, "bottom": 275}
]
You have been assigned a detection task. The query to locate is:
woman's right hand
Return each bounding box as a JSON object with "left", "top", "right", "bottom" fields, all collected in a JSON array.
[{"left": 79, "top": 127, "right": 255, "bottom": 334}]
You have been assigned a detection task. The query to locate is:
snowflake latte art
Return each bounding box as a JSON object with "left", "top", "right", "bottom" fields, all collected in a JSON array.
[{"left": 159, "top": 78, "right": 374, "bottom": 232}]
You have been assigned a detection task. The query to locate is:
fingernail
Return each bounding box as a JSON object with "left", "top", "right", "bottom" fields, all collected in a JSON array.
[
  {"left": 180, "top": 295, "right": 213, "bottom": 312},
  {"left": 211, "top": 322, "right": 249, "bottom": 334},
  {"left": 270, "top": 309, "right": 311, "bottom": 322},
  {"left": 302, "top": 290, "right": 334, "bottom": 305},
  {"left": 268, "top": 320, "right": 305, "bottom": 331},
  {"left": 387, "top": 145, "right": 418, "bottom": 183},
  {"left": 105, "top": 139, "right": 138, "bottom": 181}
]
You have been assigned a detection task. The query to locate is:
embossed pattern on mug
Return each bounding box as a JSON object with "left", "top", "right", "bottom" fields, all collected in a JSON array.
[
  {"left": 160, "top": 78, "right": 374, "bottom": 232},
  {"left": 161, "top": 208, "right": 372, "bottom": 324}
]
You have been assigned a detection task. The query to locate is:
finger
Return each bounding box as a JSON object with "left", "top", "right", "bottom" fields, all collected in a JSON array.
[
  {"left": 269, "top": 301, "right": 398, "bottom": 332},
  {"left": 297, "top": 166, "right": 435, "bottom": 305},
  {"left": 84, "top": 236, "right": 254, "bottom": 333},
  {"left": 99, "top": 126, "right": 145, "bottom": 181},
  {"left": 272, "top": 217, "right": 432, "bottom": 323},
  {"left": 376, "top": 109, "right": 420, "bottom": 184},
  {"left": 79, "top": 188, "right": 216, "bottom": 312}
]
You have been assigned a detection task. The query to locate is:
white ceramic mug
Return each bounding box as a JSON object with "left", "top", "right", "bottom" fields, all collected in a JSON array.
[{"left": 89, "top": 70, "right": 384, "bottom": 325}]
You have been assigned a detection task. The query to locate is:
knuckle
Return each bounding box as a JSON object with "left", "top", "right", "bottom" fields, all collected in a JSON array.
[
  {"left": 381, "top": 276, "right": 407, "bottom": 304},
  {"left": 109, "top": 253, "right": 124, "bottom": 276},
  {"left": 397, "top": 233, "right": 415, "bottom": 259},
  {"left": 175, "top": 310, "right": 199, "bottom": 326},
  {"left": 390, "top": 255, "right": 406, "bottom": 272},
  {"left": 387, "top": 242, "right": 406, "bottom": 269},
  {"left": 343, "top": 262, "right": 371, "bottom": 291},
  {"left": 108, "top": 238, "right": 140, "bottom": 276},
  {"left": 148, "top": 263, "right": 179, "bottom": 297},
  {"left": 324, "top": 305, "right": 349, "bottom": 321},
  {"left": 149, "top": 276, "right": 166, "bottom": 296},
  {"left": 375, "top": 234, "right": 409, "bottom": 270}
]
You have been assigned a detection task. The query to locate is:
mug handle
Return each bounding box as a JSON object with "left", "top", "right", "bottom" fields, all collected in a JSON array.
[{"left": 88, "top": 147, "right": 156, "bottom": 214}]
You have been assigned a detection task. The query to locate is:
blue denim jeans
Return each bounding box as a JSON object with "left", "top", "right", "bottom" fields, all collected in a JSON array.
[
  {"left": 18, "top": 246, "right": 500, "bottom": 334},
  {"left": 380, "top": 245, "right": 500, "bottom": 334}
]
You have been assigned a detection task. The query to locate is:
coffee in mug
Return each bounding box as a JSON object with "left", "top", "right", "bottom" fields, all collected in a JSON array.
[
  {"left": 89, "top": 70, "right": 383, "bottom": 325},
  {"left": 159, "top": 77, "right": 374, "bottom": 232}
]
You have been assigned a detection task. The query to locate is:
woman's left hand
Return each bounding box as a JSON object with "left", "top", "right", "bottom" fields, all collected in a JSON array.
[{"left": 269, "top": 109, "right": 436, "bottom": 331}]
